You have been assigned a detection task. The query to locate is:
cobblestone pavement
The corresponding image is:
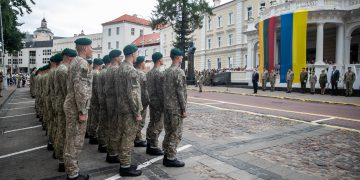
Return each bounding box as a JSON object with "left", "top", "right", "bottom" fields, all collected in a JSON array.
[
  {"left": 249, "top": 130, "right": 360, "bottom": 180},
  {"left": 0, "top": 87, "right": 359, "bottom": 180}
]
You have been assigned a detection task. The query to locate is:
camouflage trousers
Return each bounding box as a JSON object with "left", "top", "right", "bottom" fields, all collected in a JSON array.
[
  {"left": 117, "top": 113, "right": 139, "bottom": 167},
  {"left": 345, "top": 82, "right": 354, "bottom": 95},
  {"left": 88, "top": 102, "right": 100, "bottom": 138},
  {"left": 97, "top": 103, "right": 108, "bottom": 146},
  {"left": 54, "top": 109, "right": 66, "bottom": 161},
  {"left": 270, "top": 82, "right": 275, "bottom": 91},
  {"left": 162, "top": 109, "right": 183, "bottom": 159},
  {"left": 107, "top": 99, "right": 119, "bottom": 155},
  {"left": 262, "top": 80, "right": 267, "bottom": 90},
  {"left": 287, "top": 81, "right": 293, "bottom": 92},
  {"left": 135, "top": 105, "right": 147, "bottom": 142},
  {"left": 146, "top": 106, "right": 163, "bottom": 147},
  {"left": 47, "top": 100, "right": 56, "bottom": 144},
  {"left": 43, "top": 97, "right": 50, "bottom": 131},
  {"left": 198, "top": 83, "right": 203, "bottom": 92},
  {"left": 64, "top": 105, "right": 87, "bottom": 177}
]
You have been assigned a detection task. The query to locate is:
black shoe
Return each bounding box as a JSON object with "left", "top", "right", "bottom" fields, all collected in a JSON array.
[
  {"left": 106, "top": 153, "right": 120, "bottom": 163},
  {"left": 36, "top": 114, "right": 40, "bottom": 118},
  {"left": 134, "top": 140, "right": 147, "bottom": 147},
  {"left": 52, "top": 152, "right": 57, "bottom": 159},
  {"left": 58, "top": 163, "right": 65, "bottom": 172},
  {"left": 67, "top": 174, "right": 89, "bottom": 180},
  {"left": 47, "top": 143, "right": 54, "bottom": 151},
  {"left": 89, "top": 137, "right": 98, "bottom": 144},
  {"left": 119, "top": 166, "right": 142, "bottom": 177},
  {"left": 163, "top": 156, "right": 185, "bottom": 167},
  {"left": 146, "top": 143, "right": 164, "bottom": 156},
  {"left": 85, "top": 132, "right": 89, "bottom": 139},
  {"left": 98, "top": 144, "right": 107, "bottom": 153}
]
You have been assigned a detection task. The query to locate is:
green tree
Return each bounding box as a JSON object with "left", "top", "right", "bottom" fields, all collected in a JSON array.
[
  {"left": 1, "top": 0, "right": 35, "bottom": 54},
  {"left": 150, "top": 0, "right": 213, "bottom": 70}
]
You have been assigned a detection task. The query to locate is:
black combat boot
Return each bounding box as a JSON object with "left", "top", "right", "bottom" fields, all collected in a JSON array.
[
  {"left": 146, "top": 143, "right": 164, "bottom": 156},
  {"left": 98, "top": 144, "right": 107, "bottom": 153},
  {"left": 163, "top": 155, "right": 185, "bottom": 167},
  {"left": 47, "top": 142, "right": 54, "bottom": 151},
  {"left": 36, "top": 114, "right": 40, "bottom": 118},
  {"left": 119, "top": 165, "right": 142, "bottom": 177},
  {"left": 106, "top": 153, "right": 120, "bottom": 163},
  {"left": 58, "top": 162, "right": 65, "bottom": 172},
  {"left": 134, "top": 140, "right": 147, "bottom": 147},
  {"left": 89, "top": 137, "right": 98, "bottom": 144},
  {"left": 67, "top": 174, "right": 89, "bottom": 180},
  {"left": 52, "top": 151, "right": 57, "bottom": 159},
  {"left": 84, "top": 132, "right": 89, "bottom": 139}
]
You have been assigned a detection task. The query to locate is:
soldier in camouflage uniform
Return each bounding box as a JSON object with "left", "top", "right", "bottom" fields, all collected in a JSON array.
[
  {"left": 97, "top": 55, "right": 111, "bottom": 153},
  {"left": 87, "top": 58, "right": 104, "bottom": 145},
  {"left": 145, "top": 52, "right": 165, "bottom": 156},
  {"left": 49, "top": 53, "right": 63, "bottom": 158},
  {"left": 30, "top": 67, "right": 37, "bottom": 98},
  {"left": 105, "top": 49, "right": 122, "bottom": 163},
  {"left": 344, "top": 67, "right": 356, "bottom": 97},
  {"left": 63, "top": 38, "right": 93, "bottom": 180},
  {"left": 42, "top": 62, "right": 51, "bottom": 142},
  {"left": 115, "top": 44, "right": 142, "bottom": 176},
  {"left": 34, "top": 68, "right": 41, "bottom": 119},
  {"left": 40, "top": 66, "right": 50, "bottom": 131},
  {"left": 269, "top": 70, "right": 276, "bottom": 92},
  {"left": 162, "top": 48, "right": 187, "bottom": 167},
  {"left": 54, "top": 48, "right": 77, "bottom": 172},
  {"left": 133, "top": 56, "right": 149, "bottom": 147}
]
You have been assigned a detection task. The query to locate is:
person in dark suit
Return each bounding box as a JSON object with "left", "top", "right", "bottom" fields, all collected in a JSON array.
[
  {"left": 252, "top": 69, "right": 259, "bottom": 94},
  {"left": 330, "top": 65, "right": 340, "bottom": 95}
]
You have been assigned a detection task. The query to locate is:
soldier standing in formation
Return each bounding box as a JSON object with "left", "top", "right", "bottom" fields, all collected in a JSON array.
[
  {"left": 319, "top": 69, "right": 328, "bottom": 95},
  {"left": 97, "top": 55, "right": 111, "bottom": 153},
  {"left": 30, "top": 67, "right": 37, "bottom": 98},
  {"left": 269, "top": 70, "right": 276, "bottom": 92},
  {"left": 53, "top": 48, "right": 77, "bottom": 172},
  {"left": 286, "top": 69, "right": 294, "bottom": 93},
  {"left": 261, "top": 69, "right": 269, "bottom": 91},
  {"left": 105, "top": 49, "right": 122, "bottom": 163},
  {"left": 134, "top": 56, "right": 149, "bottom": 147},
  {"left": 300, "top": 68, "right": 308, "bottom": 93},
  {"left": 309, "top": 71, "right": 317, "bottom": 94},
  {"left": 344, "top": 67, "right": 356, "bottom": 97},
  {"left": 163, "top": 48, "right": 187, "bottom": 167},
  {"left": 146, "top": 52, "right": 165, "bottom": 156},
  {"left": 115, "top": 44, "right": 143, "bottom": 176},
  {"left": 63, "top": 38, "right": 93, "bottom": 180}
]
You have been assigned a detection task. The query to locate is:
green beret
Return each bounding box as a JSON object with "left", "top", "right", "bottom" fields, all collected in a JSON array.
[
  {"left": 49, "top": 55, "right": 55, "bottom": 62},
  {"left": 135, "top": 56, "right": 145, "bottom": 65},
  {"left": 93, "top": 58, "right": 103, "bottom": 65},
  {"left": 62, "top": 48, "right": 77, "bottom": 57},
  {"left": 102, "top": 55, "right": 110, "bottom": 64},
  {"left": 152, "top": 52, "right": 163, "bottom": 62},
  {"left": 74, "top": 38, "right": 92, "bottom": 45},
  {"left": 170, "top": 48, "right": 183, "bottom": 59},
  {"left": 87, "top": 60, "right": 93, "bottom": 65},
  {"left": 123, "top": 44, "right": 138, "bottom": 56},
  {"left": 52, "top": 53, "right": 63, "bottom": 63},
  {"left": 42, "top": 64, "right": 50, "bottom": 70},
  {"left": 109, "top": 49, "right": 122, "bottom": 59}
]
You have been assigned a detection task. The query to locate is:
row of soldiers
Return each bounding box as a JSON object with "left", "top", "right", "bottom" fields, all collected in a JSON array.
[
  {"left": 254, "top": 66, "right": 356, "bottom": 96},
  {"left": 30, "top": 38, "right": 188, "bottom": 180}
]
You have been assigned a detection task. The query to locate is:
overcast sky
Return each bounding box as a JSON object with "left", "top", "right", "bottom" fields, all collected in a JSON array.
[{"left": 18, "top": 0, "right": 232, "bottom": 37}]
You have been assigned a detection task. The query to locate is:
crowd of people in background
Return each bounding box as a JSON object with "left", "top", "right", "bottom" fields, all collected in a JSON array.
[{"left": 4, "top": 73, "right": 29, "bottom": 87}]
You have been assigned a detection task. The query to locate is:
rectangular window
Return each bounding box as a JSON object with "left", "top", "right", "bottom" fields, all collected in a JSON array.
[
  {"left": 228, "top": 12, "right": 233, "bottom": 25},
  {"left": 217, "top": 58, "right": 221, "bottom": 69},
  {"left": 208, "top": 38, "right": 211, "bottom": 49},
  {"left": 42, "top": 58, "right": 49, "bottom": 64},
  {"left": 131, "top": 28, "right": 135, "bottom": 36},
  {"left": 30, "top": 51, "right": 36, "bottom": 56},
  {"left": 208, "top": 18, "right": 212, "bottom": 30},
  {"left": 108, "top": 28, "right": 111, "bottom": 36},
  {"left": 8, "top": 59, "right": 11, "bottom": 64},
  {"left": 30, "top": 58, "right": 36, "bottom": 64},
  {"left": 116, "top": 41, "right": 119, "bottom": 49},
  {"left": 98, "top": 54, "right": 100, "bottom": 58},
  {"left": 140, "top": 29, "right": 144, "bottom": 36},
  {"left": 145, "top": 49, "right": 148, "bottom": 56},
  {"left": 42, "top": 49, "right": 51, "bottom": 55},
  {"left": 260, "top": 2, "right": 266, "bottom": 10},
  {"left": 19, "top": 59, "right": 22, "bottom": 64},
  {"left": 13, "top": 59, "right": 18, "bottom": 64},
  {"left": 218, "top": 16, "right": 222, "bottom": 28},
  {"left": 207, "top": 59, "right": 211, "bottom": 69},
  {"left": 218, "top": 36, "right": 221, "bottom": 48},
  {"left": 228, "top": 57, "right": 233, "bottom": 68},
  {"left": 228, "top": 34, "right": 233, "bottom": 46},
  {"left": 19, "top": 51, "right": 23, "bottom": 56},
  {"left": 116, "top": 27, "right": 120, "bottom": 35},
  {"left": 247, "top": 7, "right": 253, "bottom": 20},
  {"left": 108, "top": 42, "right": 111, "bottom": 50}
]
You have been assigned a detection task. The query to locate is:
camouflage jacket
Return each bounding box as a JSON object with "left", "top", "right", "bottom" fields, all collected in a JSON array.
[
  {"left": 64, "top": 56, "right": 93, "bottom": 115},
  {"left": 136, "top": 69, "right": 149, "bottom": 107},
  {"left": 54, "top": 64, "right": 69, "bottom": 111},
  {"left": 48, "top": 68, "right": 57, "bottom": 110},
  {"left": 90, "top": 69, "right": 100, "bottom": 107},
  {"left": 146, "top": 67, "right": 164, "bottom": 109},
  {"left": 98, "top": 68, "right": 107, "bottom": 108},
  {"left": 344, "top": 71, "right": 356, "bottom": 83},
  {"left": 163, "top": 64, "right": 187, "bottom": 111}
]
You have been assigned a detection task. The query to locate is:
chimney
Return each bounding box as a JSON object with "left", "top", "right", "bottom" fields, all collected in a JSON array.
[{"left": 213, "top": 0, "right": 221, "bottom": 7}]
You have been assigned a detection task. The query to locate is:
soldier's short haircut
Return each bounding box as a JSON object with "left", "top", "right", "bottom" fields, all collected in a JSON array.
[{"left": 76, "top": 45, "right": 87, "bottom": 53}]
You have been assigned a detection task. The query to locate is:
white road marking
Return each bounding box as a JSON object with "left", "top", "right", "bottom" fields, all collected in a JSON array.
[
  {"left": 3, "top": 125, "right": 42, "bottom": 134},
  {"left": 1, "top": 106, "right": 34, "bottom": 111},
  {"left": 0, "top": 113, "right": 36, "bottom": 119},
  {"left": 202, "top": 102, "right": 224, "bottom": 105},
  {"left": 189, "top": 96, "right": 360, "bottom": 123},
  {"left": 8, "top": 101, "right": 34, "bottom": 105},
  {"left": 105, "top": 144, "right": 193, "bottom": 180},
  {"left": 311, "top": 117, "right": 336, "bottom": 124},
  {"left": 0, "top": 145, "right": 47, "bottom": 159}
]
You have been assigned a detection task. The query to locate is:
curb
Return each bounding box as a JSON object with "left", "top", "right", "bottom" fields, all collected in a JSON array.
[
  {"left": 0, "top": 87, "right": 17, "bottom": 110},
  {"left": 188, "top": 88, "right": 360, "bottom": 107}
]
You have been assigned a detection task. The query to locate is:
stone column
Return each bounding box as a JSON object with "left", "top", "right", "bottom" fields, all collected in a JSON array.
[
  {"left": 246, "top": 41, "right": 253, "bottom": 70},
  {"left": 335, "top": 24, "right": 345, "bottom": 66},
  {"left": 315, "top": 23, "right": 324, "bottom": 65},
  {"left": 344, "top": 35, "right": 351, "bottom": 65}
]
